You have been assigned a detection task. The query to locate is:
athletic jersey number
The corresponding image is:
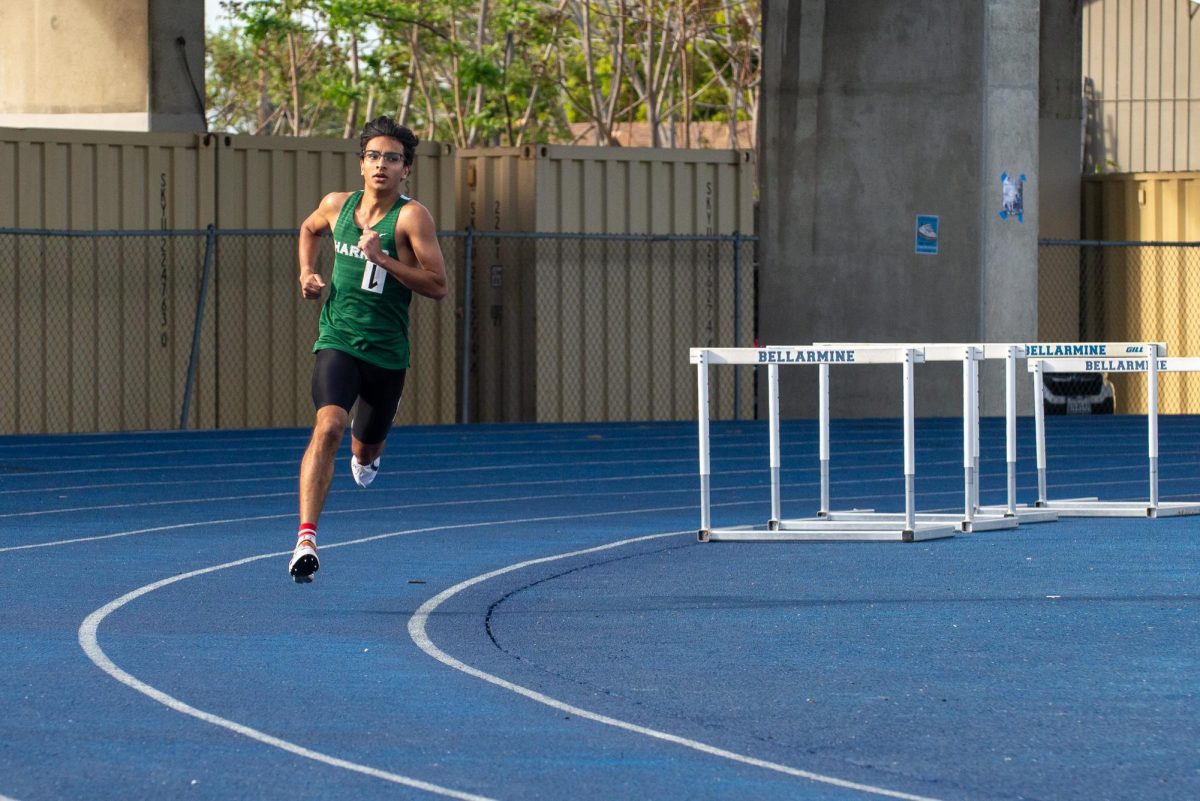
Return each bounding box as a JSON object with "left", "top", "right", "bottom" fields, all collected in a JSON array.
[{"left": 361, "top": 261, "right": 386, "bottom": 294}]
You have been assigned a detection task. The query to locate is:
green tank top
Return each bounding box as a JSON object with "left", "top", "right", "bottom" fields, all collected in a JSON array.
[{"left": 314, "top": 191, "right": 414, "bottom": 369}]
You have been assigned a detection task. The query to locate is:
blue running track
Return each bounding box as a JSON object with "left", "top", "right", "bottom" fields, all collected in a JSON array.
[{"left": 1, "top": 414, "right": 1197, "bottom": 801}]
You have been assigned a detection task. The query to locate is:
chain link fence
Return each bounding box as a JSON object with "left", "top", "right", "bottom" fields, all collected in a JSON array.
[
  {"left": 0, "top": 229, "right": 213, "bottom": 435},
  {"left": 16, "top": 231, "right": 1188, "bottom": 434},
  {"left": 1039, "top": 240, "right": 1200, "bottom": 414},
  {"left": 453, "top": 231, "right": 755, "bottom": 424},
  {"left": 0, "top": 227, "right": 756, "bottom": 434}
]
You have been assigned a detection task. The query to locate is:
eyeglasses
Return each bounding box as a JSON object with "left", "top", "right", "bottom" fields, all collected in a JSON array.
[{"left": 361, "top": 150, "right": 405, "bottom": 165}]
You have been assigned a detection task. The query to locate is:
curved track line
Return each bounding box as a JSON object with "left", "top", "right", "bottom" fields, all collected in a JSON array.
[
  {"left": 408, "top": 532, "right": 946, "bottom": 801},
  {"left": 75, "top": 505, "right": 719, "bottom": 798},
  {"left": 77, "top": 549, "right": 497, "bottom": 801}
]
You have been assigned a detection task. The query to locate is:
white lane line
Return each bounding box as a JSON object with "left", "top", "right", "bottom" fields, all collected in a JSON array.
[
  {"left": 0, "top": 491, "right": 293, "bottom": 519},
  {"left": 408, "top": 533, "right": 947, "bottom": 801},
  {"left": 1, "top": 497, "right": 751, "bottom": 554},
  {"left": 0, "top": 516, "right": 286, "bottom": 553},
  {"left": 0, "top": 462, "right": 700, "bottom": 494},
  {"left": 0, "top": 475, "right": 789, "bottom": 521},
  {"left": 1, "top": 479, "right": 725, "bottom": 521},
  {"left": 74, "top": 505, "right": 721, "bottom": 798},
  {"left": 3, "top": 454, "right": 705, "bottom": 479},
  {"left": 0, "top": 431, "right": 708, "bottom": 460},
  {"left": 14, "top": 459, "right": 1195, "bottom": 554},
  {"left": 77, "top": 548, "right": 499, "bottom": 800},
  {"left": 0, "top": 424, "right": 709, "bottom": 453}
]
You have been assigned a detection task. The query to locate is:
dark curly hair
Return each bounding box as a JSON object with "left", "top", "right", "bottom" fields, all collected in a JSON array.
[{"left": 358, "top": 116, "right": 419, "bottom": 166}]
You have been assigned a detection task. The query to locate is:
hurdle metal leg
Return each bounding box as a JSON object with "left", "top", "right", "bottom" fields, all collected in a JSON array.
[
  {"left": 1148, "top": 343, "right": 1159, "bottom": 512},
  {"left": 1005, "top": 346, "right": 1017, "bottom": 516},
  {"left": 1034, "top": 360, "right": 1048, "bottom": 507},
  {"left": 696, "top": 353, "right": 712, "bottom": 540},
  {"left": 902, "top": 350, "right": 917, "bottom": 537},
  {"left": 971, "top": 352, "right": 981, "bottom": 514},
  {"left": 818, "top": 362, "right": 830, "bottom": 518},
  {"left": 769, "top": 363, "right": 782, "bottom": 529},
  {"left": 962, "top": 350, "right": 974, "bottom": 526}
]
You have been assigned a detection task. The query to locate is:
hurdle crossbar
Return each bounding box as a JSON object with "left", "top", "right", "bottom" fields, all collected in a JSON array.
[
  {"left": 1027, "top": 344, "right": 1200, "bottom": 517},
  {"left": 692, "top": 345, "right": 959, "bottom": 543}
]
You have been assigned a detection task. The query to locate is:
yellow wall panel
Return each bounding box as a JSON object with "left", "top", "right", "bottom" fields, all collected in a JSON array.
[{"left": 1080, "top": 172, "right": 1200, "bottom": 413}]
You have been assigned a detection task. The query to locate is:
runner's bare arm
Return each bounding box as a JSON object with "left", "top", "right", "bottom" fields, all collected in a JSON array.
[{"left": 298, "top": 193, "right": 347, "bottom": 299}]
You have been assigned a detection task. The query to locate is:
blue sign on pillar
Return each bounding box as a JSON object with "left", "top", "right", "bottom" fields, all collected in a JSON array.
[{"left": 915, "top": 214, "right": 939, "bottom": 255}]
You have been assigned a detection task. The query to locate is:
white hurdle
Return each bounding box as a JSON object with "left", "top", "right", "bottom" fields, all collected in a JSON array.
[
  {"left": 813, "top": 344, "right": 1021, "bottom": 532},
  {"left": 818, "top": 342, "right": 1168, "bottom": 526},
  {"left": 972, "top": 342, "right": 1162, "bottom": 522},
  {"left": 692, "top": 345, "right": 959, "bottom": 543},
  {"left": 1028, "top": 343, "right": 1200, "bottom": 517}
]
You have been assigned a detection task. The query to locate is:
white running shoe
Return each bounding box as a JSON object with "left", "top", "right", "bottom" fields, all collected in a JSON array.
[
  {"left": 289, "top": 536, "right": 319, "bottom": 583},
  {"left": 350, "top": 455, "right": 380, "bottom": 488}
]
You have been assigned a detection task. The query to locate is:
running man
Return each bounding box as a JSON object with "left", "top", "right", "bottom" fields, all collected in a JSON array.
[{"left": 289, "top": 116, "right": 447, "bottom": 583}]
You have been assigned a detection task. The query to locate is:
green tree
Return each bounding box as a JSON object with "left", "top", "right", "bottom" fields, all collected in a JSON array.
[{"left": 205, "top": 0, "right": 760, "bottom": 149}]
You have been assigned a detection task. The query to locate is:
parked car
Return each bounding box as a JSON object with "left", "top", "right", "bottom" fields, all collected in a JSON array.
[{"left": 1041, "top": 372, "right": 1115, "bottom": 414}]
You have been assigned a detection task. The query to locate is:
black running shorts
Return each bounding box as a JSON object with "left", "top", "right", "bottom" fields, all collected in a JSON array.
[{"left": 311, "top": 348, "right": 407, "bottom": 444}]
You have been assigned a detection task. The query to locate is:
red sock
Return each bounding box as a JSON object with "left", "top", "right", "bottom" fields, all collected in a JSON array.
[{"left": 298, "top": 523, "right": 317, "bottom": 542}]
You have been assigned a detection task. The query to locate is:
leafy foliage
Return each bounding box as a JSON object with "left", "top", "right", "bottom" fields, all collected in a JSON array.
[{"left": 206, "top": 0, "right": 760, "bottom": 149}]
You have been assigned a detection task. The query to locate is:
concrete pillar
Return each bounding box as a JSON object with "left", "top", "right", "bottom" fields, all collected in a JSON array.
[
  {"left": 1038, "top": 1, "right": 1084, "bottom": 343},
  {"left": 977, "top": 1, "right": 1042, "bottom": 413},
  {"left": 759, "top": 0, "right": 1069, "bottom": 418},
  {"left": 0, "top": 0, "right": 205, "bottom": 132}
]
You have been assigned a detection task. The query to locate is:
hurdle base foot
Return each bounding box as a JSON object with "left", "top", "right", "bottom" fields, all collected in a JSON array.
[{"left": 1036, "top": 499, "right": 1200, "bottom": 518}]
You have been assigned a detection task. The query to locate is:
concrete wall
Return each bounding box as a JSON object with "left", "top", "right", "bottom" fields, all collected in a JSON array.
[
  {"left": 0, "top": 0, "right": 204, "bottom": 132},
  {"left": 759, "top": 0, "right": 1074, "bottom": 418}
]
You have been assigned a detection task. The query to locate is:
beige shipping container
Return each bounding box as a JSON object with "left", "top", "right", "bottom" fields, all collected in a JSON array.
[
  {"left": 0, "top": 128, "right": 459, "bottom": 434},
  {"left": 457, "top": 145, "right": 756, "bottom": 423},
  {"left": 209, "top": 134, "right": 458, "bottom": 430},
  {"left": 1080, "top": 172, "right": 1200, "bottom": 413},
  {"left": 0, "top": 128, "right": 216, "bottom": 434}
]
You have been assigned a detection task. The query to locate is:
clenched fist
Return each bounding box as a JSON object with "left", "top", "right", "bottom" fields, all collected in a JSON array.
[
  {"left": 358, "top": 230, "right": 385, "bottom": 264},
  {"left": 300, "top": 271, "right": 326, "bottom": 299}
]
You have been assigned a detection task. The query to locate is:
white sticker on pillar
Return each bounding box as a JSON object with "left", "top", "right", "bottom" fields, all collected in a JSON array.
[
  {"left": 361, "top": 261, "right": 386, "bottom": 293},
  {"left": 999, "top": 172, "right": 1025, "bottom": 222}
]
